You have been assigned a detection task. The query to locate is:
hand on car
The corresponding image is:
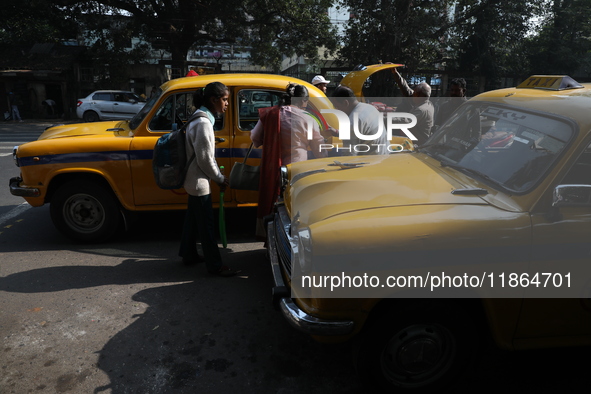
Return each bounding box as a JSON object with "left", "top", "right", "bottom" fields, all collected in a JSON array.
[{"left": 391, "top": 67, "right": 402, "bottom": 79}]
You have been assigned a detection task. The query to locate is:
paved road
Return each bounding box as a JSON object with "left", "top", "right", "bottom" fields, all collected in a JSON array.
[
  {"left": 0, "top": 206, "right": 365, "bottom": 393},
  {"left": 0, "top": 120, "right": 69, "bottom": 218}
]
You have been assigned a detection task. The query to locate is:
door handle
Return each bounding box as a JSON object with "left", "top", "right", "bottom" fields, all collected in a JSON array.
[{"left": 215, "top": 137, "right": 225, "bottom": 143}]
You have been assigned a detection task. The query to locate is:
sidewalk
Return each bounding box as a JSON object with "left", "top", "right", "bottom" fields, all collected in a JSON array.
[
  {"left": 0, "top": 118, "right": 80, "bottom": 132},
  {"left": 5, "top": 117, "right": 79, "bottom": 124}
]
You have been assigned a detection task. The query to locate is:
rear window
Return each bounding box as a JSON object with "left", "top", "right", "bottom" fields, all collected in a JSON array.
[{"left": 92, "top": 93, "right": 112, "bottom": 101}]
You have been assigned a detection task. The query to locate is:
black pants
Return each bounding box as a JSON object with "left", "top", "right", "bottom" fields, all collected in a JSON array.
[{"left": 178, "top": 194, "right": 222, "bottom": 273}]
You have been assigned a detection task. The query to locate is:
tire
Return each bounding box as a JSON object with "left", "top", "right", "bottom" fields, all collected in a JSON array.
[
  {"left": 50, "top": 180, "right": 122, "bottom": 242},
  {"left": 355, "top": 301, "right": 478, "bottom": 393},
  {"left": 83, "top": 111, "right": 100, "bottom": 122}
]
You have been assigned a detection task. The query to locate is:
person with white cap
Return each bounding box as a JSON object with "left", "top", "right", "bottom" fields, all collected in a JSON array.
[{"left": 311, "top": 75, "right": 330, "bottom": 93}]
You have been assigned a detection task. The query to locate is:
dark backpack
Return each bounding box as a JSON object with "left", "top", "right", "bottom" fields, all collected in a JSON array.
[{"left": 152, "top": 111, "right": 207, "bottom": 189}]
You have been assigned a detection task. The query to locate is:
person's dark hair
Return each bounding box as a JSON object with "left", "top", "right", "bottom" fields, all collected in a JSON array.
[
  {"left": 332, "top": 85, "right": 356, "bottom": 98},
  {"left": 450, "top": 78, "right": 467, "bottom": 90},
  {"left": 193, "top": 82, "right": 228, "bottom": 110},
  {"left": 281, "top": 83, "right": 308, "bottom": 106}
]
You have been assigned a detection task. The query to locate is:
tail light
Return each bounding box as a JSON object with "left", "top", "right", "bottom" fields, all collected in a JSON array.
[{"left": 76, "top": 100, "right": 83, "bottom": 107}]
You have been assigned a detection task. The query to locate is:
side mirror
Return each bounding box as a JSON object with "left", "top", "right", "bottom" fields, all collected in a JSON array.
[{"left": 552, "top": 184, "right": 591, "bottom": 208}]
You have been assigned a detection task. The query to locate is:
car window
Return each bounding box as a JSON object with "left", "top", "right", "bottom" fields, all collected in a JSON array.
[
  {"left": 238, "top": 89, "right": 283, "bottom": 131},
  {"left": 92, "top": 93, "right": 111, "bottom": 101},
  {"left": 562, "top": 142, "right": 591, "bottom": 185},
  {"left": 148, "top": 91, "right": 224, "bottom": 132},
  {"left": 123, "top": 92, "right": 140, "bottom": 103},
  {"left": 423, "top": 103, "right": 575, "bottom": 193},
  {"left": 130, "top": 88, "right": 162, "bottom": 130}
]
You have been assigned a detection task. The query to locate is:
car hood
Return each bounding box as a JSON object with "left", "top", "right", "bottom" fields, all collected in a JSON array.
[
  {"left": 38, "top": 120, "right": 132, "bottom": 140},
  {"left": 287, "top": 153, "right": 492, "bottom": 226}
]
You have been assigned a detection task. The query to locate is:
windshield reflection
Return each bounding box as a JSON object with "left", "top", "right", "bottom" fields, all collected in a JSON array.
[
  {"left": 421, "top": 103, "right": 574, "bottom": 193},
  {"left": 129, "top": 88, "right": 162, "bottom": 130}
]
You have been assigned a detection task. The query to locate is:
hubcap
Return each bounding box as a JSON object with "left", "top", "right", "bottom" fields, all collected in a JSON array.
[
  {"left": 381, "top": 324, "right": 456, "bottom": 388},
  {"left": 62, "top": 193, "right": 105, "bottom": 233}
]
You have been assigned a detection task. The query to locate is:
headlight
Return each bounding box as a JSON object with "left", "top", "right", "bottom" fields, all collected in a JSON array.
[
  {"left": 295, "top": 227, "right": 312, "bottom": 273},
  {"left": 280, "top": 165, "right": 289, "bottom": 195},
  {"left": 12, "top": 146, "right": 19, "bottom": 167}
]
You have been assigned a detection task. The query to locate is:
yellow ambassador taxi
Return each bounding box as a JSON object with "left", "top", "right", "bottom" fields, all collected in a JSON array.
[
  {"left": 8, "top": 74, "right": 329, "bottom": 241},
  {"left": 267, "top": 75, "right": 591, "bottom": 392},
  {"left": 9, "top": 65, "right": 409, "bottom": 242}
]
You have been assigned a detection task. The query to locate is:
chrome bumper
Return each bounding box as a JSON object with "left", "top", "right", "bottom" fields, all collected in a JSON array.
[
  {"left": 267, "top": 221, "right": 354, "bottom": 336},
  {"left": 9, "top": 177, "right": 40, "bottom": 197}
]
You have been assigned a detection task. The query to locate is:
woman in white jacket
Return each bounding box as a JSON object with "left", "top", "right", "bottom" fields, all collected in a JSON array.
[{"left": 179, "top": 82, "right": 235, "bottom": 276}]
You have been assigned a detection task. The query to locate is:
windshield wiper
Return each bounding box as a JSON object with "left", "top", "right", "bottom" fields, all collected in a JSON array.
[
  {"left": 416, "top": 143, "right": 448, "bottom": 152},
  {"left": 440, "top": 162, "right": 495, "bottom": 183}
]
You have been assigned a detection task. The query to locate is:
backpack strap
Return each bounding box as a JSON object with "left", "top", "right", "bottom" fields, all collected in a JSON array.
[{"left": 179, "top": 110, "right": 208, "bottom": 132}]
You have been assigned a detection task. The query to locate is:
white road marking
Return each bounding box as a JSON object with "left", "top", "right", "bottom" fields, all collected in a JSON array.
[{"left": 0, "top": 202, "right": 32, "bottom": 227}]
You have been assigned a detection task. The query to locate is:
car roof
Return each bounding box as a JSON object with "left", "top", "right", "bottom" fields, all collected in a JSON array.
[
  {"left": 471, "top": 76, "right": 591, "bottom": 131},
  {"left": 90, "top": 90, "right": 134, "bottom": 94},
  {"left": 474, "top": 84, "right": 591, "bottom": 115},
  {"left": 159, "top": 74, "right": 328, "bottom": 99}
]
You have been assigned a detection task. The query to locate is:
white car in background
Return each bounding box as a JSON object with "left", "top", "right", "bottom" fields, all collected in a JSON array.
[{"left": 76, "top": 90, "right": 145, "bottom": 122}]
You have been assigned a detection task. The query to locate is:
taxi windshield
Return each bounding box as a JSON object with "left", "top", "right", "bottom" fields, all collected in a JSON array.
[
  {"left": 421, "top": 103, "right": 575, "bottom": 193},
  {"left": 129, "top": 88, "right": 162, "bottom": 130}
]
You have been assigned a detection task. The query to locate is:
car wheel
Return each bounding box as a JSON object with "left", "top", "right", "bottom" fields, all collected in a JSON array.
[
  {"left": 50, "top": 180, "right": 121, "bottom": 242},
  {"left": 355, "top": 301, "right": 478, "bottom": 393},
  {"left": 83, "top": 111, "right": 100, "bottom": 122}
]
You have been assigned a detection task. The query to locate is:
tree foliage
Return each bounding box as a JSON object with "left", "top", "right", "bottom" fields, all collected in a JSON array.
[
  {"left": 5, "top": 0, "right": 591, "bottom": 89},
  {"left": 55, "top": 0, "right": 338, "bottom": 71},
  {"left": 246, "top": 0, "right": 339, "bottom": 68},
  {"left": 450, "top": 0, "right": 545, "bottom": 89},
  {"left": 337, "top": 0, "right": 454, "bottom": 72},
  {"left": 337, "top": 0, "right": 542, "bottom": 82},
  {"left": 527, "top": 0, "right": 591, "bottom": 76},
  {"left": 0, "top": 0, "right": 77, "bottom": 48}
]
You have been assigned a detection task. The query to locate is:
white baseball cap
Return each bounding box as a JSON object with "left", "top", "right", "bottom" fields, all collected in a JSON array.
[{"left": 311, "top": 75, "right": 330, "bottom": 85}]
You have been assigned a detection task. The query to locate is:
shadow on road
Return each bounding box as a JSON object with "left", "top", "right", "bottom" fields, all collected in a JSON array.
[
  {"left": 0, "top": 250, "right": 254, "bottom": 293},
  {"left": 91, "top": 258, "right": 364, "bottom": 394}
]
